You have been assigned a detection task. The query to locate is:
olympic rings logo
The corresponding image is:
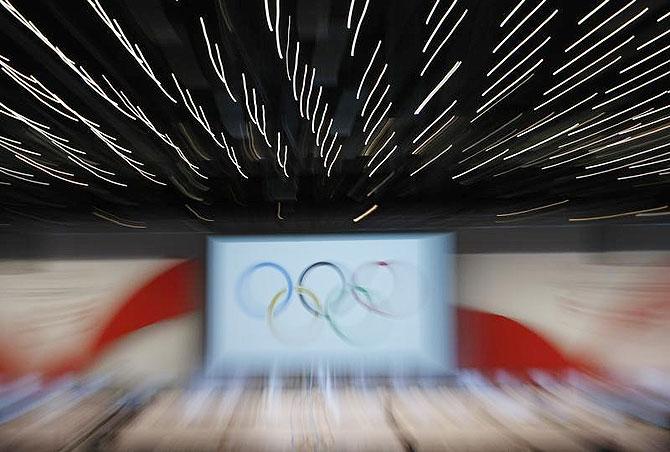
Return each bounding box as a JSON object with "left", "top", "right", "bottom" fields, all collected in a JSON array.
[{"left": 235, "top": 260, "right": 418, "bottom": 345}]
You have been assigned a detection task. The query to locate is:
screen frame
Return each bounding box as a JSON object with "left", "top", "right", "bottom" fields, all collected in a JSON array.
[{"left": 204, "top": 232, "right": 456, "bottom": 378}]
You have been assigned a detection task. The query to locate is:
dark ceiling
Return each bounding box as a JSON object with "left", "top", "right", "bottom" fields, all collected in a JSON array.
[{"left": 1, "top": 0, "right": 670, "bottom": 231}]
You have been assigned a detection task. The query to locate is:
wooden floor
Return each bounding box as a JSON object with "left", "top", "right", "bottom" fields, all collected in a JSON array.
[{"left": 1, "top": 375, "right": 668, "bottom": 451}]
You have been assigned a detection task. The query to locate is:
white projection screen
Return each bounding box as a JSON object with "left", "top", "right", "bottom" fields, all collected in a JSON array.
[{"left": 205, "top": 233, "right": 455, "bottom": 376}]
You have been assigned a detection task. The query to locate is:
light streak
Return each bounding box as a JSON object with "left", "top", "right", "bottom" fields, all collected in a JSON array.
[
  {"left": 493, "top": 0, "right": 545, "bottom": 54},
  {"left": 361, "top": 64, "right": 388, "bottom": 116},
  {"left": 487, "top": 9, "right": 557, "bottom": 77},
  {"left": 421, "top": 9, "right": 468, "bottom": 76},
  {"left": 453, "top": 148, "right": 509, "bottom": 179},
  {"left": 569, "top": 205, "right": 667, "bottom": 221},
  {"left": 579, "top": 0, "right": 611, "bottom": 25},
  {"left": 412, "top": 100, "right": 457, "bottom": 144},
  {"left": 566, "top": 0, "right": 634, "bottom": 52},
  {"left": 501, "top": 0, "right": 526, "bottom": 27},
  {"left": 423, "top": 0, "right": 457, "bottom": 52},
  {"left": 369, "top": 145, "right": 397, "bottom": 177},
  {"left": 356, "top": 41, "right": 382, "bottom": 99},
  {"left": 414, "top": 61, "right": 461, "bottom": 114},
  {"left": 426, "top": 0, "right": 442, "bottom": 25},
  {"left": 351, "top": 0, "right": 370, "bottom": 56},
  {"left": 352, "top": 204, "right": 378, "bottom": 222},
  {"left": 367, "top": 131, "right": 396, "bottom": 167},
  {"left": 553, "top": 7, "right": 648, "bottom": 75},
  {"left": 410, "top": 144, "right": 453, "bottom": 176},
  {"left": 497, "top": 199, "right": 569, "bottom": 216}
]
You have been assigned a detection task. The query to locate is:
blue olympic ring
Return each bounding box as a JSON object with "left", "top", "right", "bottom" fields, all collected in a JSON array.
[{"left": 236, "top": 261, "right": 293, "bottom": 318}]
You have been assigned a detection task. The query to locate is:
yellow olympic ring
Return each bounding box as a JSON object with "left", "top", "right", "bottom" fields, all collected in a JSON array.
[{"left": 267, "top": 286, "right": 324, "bottom": 344}]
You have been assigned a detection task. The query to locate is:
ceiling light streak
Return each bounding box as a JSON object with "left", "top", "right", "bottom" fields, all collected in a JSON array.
[
  {"left": 545, "top": 36, "right": 632, "bottom": 96},
  {"left": 638, "top": 28, "right": 670, "bottom": 51},
  {"left": 453, "top": 148, "right": 509, "bottom": 179},
  {"left": 86, "top": 0, "right": 177, "bottom": 103},
  {"left": 501, "top": 0, "right": 526, "bottom": 28},
  {"left": 311, "top": 87, "right": 323, "bottom": 133},
  {"left": 535, "top": 56, "right": 621, "bottom": 109},
  {"left": 275, "top": 132, "right": 281, "bottom": 167},
  {"left": 93, "top": 209, "right": 146, "bottom": 229},
  {"left": 281, "top": 145, "right": 289, "bottom": 178},
  {"left": 566, "top": 0, "right": 634, "bottom": 53},
  {"left": 414, "top": 61, "right": 462, "bottom": 114},
  {"left": 505, "top": 122, "right": 581, "bottom": 160},
  {"left": 462, "top": 113, "right": 523, "bottom": 153},
  {"left": 305, "top": 68, "right": 316, "bottom": 120},
  {"left": 327, "top": 144, "right": 342, "bottom": 178},
  {"left": 620, "top": 42, "right": 670, "bottom": 74},
  {"left": 367, "top": 131, "right": 396, "bottom": 167},
  {"left": 478, "top": 59, "right": 542, "bottom": 114},
  {"left": 610, "top": 59, "right": 670, "bottom": 94},
  {"left": 231, "top": 129, "right": 248, "bottom": 165},
  {"left": 0, "top": 1, "right": 135, "bottom": 117},
  {"left": 570, "top": 90, "right": 668, "bottom": 135},
  {"left": 264, "top": 0, "right": 274, "bottom": 31},
  {"left": 199, "top": 18, "right": 237, "bottom": 102},
  {"left": 299, "top": 64, "right": 308, "bottom": 117},
  {"left": 316, "top": 103, "right": 329, "bottom": 146},
  {"left": 0, "top": 166, "right": 48, "bottom": 185},
  {"left": 356, "top": 41, "right": 382, "bottom": 99},
  {"left": 412, "top": 100, "right": 457, "bottom": 144},
  {"left": 630, "top": 151, "right": 670, "bottom": 168},
  {"left": 423, "top": 0, "right": 457, "bottom": 52},
  {"left": 364, "top": 102, "right": 392, "bottom": 145},
  {"left": 171, "top": 177, "right": 203, "bottom": 202},
  {"left": 541, "top": 150, "right": 591, "bottom": 169},
  {"left": 459, "top": 129, "right": 518, "bottom": 164},
  {"left": 487, "top": 9, "right": 557, "bottom": 77},
  {"left": 14, "top": 154, "right": 86, "bottom": 186},
  {"left": 252, "top": 89, "right": 259, "bottom": 126},
  {"left": 553, "top": 7, "right": 648, "bottom": 75},
  {"left": 410, "top": 144, "right": 453, "bottom": 176},
  {"left": 369, "top": 145, "right": 397, "bottom": 177},
  {"left": 347, "top": 0, "right": 357, "bottom": 28},
  {"left": 352, "top": 204, "right": 378, "bottom": 222},
  {"left": 421, "top": 9, "right": 468, "bottom": 76},
  {"left": 350, "top": 0, "right": 370, "bottom": 56},
  {"left": 577, "top": 160, "right": 638, "bottom": 178},
  {"left": 2, "top": 56, "right": 156, "bottom": 183},
  {"left": 185, "top": 204, "right": 214, "bottom": 222},
  {"left": 320, "top": 119, "right": 333, "bottom": 157},
  {"left": 292, "top": 42, "right": 300, "bottom": 101},
  {"left": 621, "top": 113, "right": 670, "bottom": 133},
  {"left": 493, "top": 0, "right": 545, "bottom": 54},
  {"left": 518, "top": 92, "right": 598, "bottom": 136},
  {"left": 412, "top": 116, "right": 456, "bottom": 154},
  {"left": 361, "top": 64, "right": 388, "bottom": 116},
  {"left": 658, "top": 11, "right": 670, "bottom": 22},
  {"left": 363, "top": 85, "right": 390, "bottom": 131},
  {"left": 366, "top": 171, "right": 394, "bottom": 197},
  {"left": 633, "top": 104, "right": 670, "bottom": 120},
  {"left": 579, "top": 0, "right": 611, "bottom": 25},
  {"left": 483, "top": 36, "right": 550, "bottom": 97},
  {"left": 285, "top": 16, "right": 292, "bottom": 80},
  {"left": 274, "top": 0, "right": 283, "bottom": 58},
  {"left": 323, "top": 132, "right": 339, "bottom": 165},
  {"left": 426, "top": 0, "right": 442, "bottom": 25},
  {"left": 618, "top": 168, "right": 670, "bottom": 180},
  {"left": 558, "top": 114, "right": 633, "bottom": 149},
  {"left": 594, "top": 68, "right": 670, "bottom": 109},
  {"left": 0, "top": 137, "right": 40, "bottom": 157},
  {"left": 497, "top": 199, "right": 570, "bottom": 217}
]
